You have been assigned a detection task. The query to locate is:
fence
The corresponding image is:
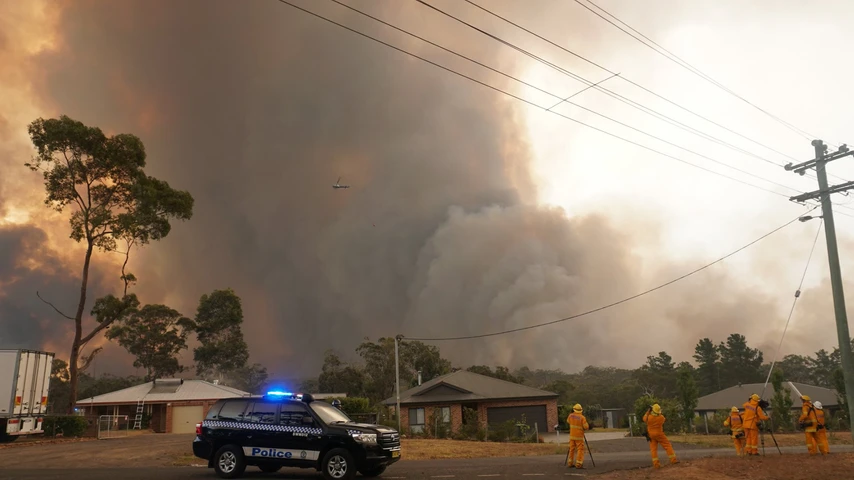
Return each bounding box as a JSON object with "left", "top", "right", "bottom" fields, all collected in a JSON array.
[
  {"left": 97, "top": 415, "right": 130, "bottom": 439},
  {"left": 349, "top": 413, "right": 380, "bottom": 424}
]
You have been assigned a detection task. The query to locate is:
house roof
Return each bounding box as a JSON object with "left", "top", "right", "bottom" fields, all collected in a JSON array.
[
  {"left": 695, "top": 382, "right": 839, "bottom": 411},
  {"left": 381, "top": 370, "right": 557, "bottom": 406},
  {"left": 76, "top": 379, "right": 251, "bottom": 405}
]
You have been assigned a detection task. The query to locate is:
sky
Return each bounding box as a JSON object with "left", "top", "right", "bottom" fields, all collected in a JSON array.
[{"left": 2, "top": 0, "right": 854, "bottom": 380}]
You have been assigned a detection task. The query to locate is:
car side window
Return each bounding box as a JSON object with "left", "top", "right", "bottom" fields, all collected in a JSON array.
[
  {"left": 205, "top": 401, "right": 224, "bottom": 420},
  {"left": 247, "top": 401, "right": 278, "bottom": 424},
  {"left": 280, "top": 403, "right": 312, "bottom": 426},
  {"left": 217, "top": 400, "right": 249, "bottom": 422}
]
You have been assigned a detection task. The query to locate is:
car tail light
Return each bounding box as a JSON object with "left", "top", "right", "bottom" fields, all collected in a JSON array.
[{"left": 195, "top": 423, "right": 202, "bottom": 435}]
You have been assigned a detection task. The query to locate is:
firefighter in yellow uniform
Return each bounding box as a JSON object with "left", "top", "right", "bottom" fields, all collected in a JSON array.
[
  {"left": 643, "top": 404, "right": 678, "bottom": 468},
  {"left": 798, "top": 395, "right": 820, "bottom": 455},
  {"left": 566, "top": 404, "right": 590, "bottom": 469},
  {"left": 722, "top": 406, "right": 745, "bottom": 456},
  {"left": 814, "top": 401, "right": 830, "bottom": 455},
  {"left": 741, "top": 394, "right": 769, "bottom": 456}
]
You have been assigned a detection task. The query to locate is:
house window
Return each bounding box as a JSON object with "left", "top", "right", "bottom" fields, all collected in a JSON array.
[
  {"left": 438, "top": 406, "right": 451, "bottom": 424},
  {"left": 409, "top": 408, "right": 425, "bottom": 433}
]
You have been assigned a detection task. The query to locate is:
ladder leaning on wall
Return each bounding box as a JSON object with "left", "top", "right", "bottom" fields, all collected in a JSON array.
[{"left": 133, "top": 399, "right": 145, "bottom": 429}]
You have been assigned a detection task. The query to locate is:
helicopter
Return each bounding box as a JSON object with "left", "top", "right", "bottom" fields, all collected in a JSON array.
[{"left": 332, "top": 176, "right": 350, "bottom": 189}]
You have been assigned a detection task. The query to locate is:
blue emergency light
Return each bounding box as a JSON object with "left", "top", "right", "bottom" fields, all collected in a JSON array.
[{"left": 266, "top": 390, "right": 293, "bottom": 396}]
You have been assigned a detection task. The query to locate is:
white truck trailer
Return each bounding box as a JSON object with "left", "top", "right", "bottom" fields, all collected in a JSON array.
[{"left": 0, "top": 349, "right": 54, "bottom": 441}]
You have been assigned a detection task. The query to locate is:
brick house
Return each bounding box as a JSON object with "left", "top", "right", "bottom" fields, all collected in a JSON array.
[
  {"left": 76, "top": 379, "right": 250, "bottom": 433},
  {"left": 382, "top": 370, "right": 558, "bottom": 435}
]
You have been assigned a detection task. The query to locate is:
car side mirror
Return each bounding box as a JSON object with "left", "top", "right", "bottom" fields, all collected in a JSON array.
[{"left": 302, "top": 416, "right": 314, "bottom": 425}]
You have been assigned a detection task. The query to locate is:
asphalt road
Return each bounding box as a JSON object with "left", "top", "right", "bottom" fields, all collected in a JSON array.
[{"left": 8, "top": 445, "right": 851, "bottom": 479}]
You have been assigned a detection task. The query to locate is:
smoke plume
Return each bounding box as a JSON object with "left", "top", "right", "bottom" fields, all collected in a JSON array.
[{"left": 0, "top": 0, "right": 848, "bottom": 378}]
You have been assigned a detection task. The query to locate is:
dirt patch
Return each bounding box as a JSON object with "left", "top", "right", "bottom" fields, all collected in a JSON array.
[
  {"left": 0, "top": 437, "right": 97, "bottom": 450},
  {"left": 400, "top": 439, "right": 562, "bottom": 460},
  {"left": 671, "top": 432, "right": 852, "bottom": 449},
  {"left": 594, "top": 453, "right": 854, "bottom": 479}
]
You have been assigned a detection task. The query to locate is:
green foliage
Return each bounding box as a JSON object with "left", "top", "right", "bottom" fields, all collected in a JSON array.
[
  {"left": 26, "top": 115, "right": 193, "bottom": 413},
  {"left": 770, "top": 368, "right": 794, "bottom": 432},
  {"left": 355, "top": 338, "right": 451, "bottom": 404},
  {"left": 693, "top": 338, "right": 721, "bottom": 395},
  {"left": 318, "top": 351, "right": 367, "bottom": 397},
  {"left": 466, "top": 365, "right": 524, "bottom": 384},
  {"left": 105, "top": 303, "right": 193, "bottom": 381},
  {"left": 192, "top": 288, "right": 249, "bottom": 379},
  {"left": 42, "top": 416, "right": 89, "bottom": 437},
  {"left": 225, "top": 363, "right": 269, "bottom": 394},
  {"left": 777, "top": 355, "right": 813, "bottom": 383},
  {"left": 542, "top": 380, "right": 574, "bottom": 405},
  {"left": 325, "top": 397, "right": 372, "bottom": 414},
  {"left": 719, "top": 333, "right": 764, "bottom": 387},
  {"left": 632, "top": 396, "right": 681, "bottom": 435},
  {"left": 676, "top": 362, "right": 699, "bottom": 432},
  {"left": 633, "top": 352, "right": 677, "bottom": 398},
  {"left": 454, "top": 407, "right": 486, "bottom": 441}
]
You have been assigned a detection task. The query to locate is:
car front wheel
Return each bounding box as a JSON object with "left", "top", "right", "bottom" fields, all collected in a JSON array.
[
  {"left": 213, "top": 444, "right": 246, "bottom": 479},
  {"left": 321, "top": 448, "right": 356, "bottom": 480}
]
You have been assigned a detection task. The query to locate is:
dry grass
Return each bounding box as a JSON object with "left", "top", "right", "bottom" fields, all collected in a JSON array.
[
  {"left": 400, "top": 439, "right": 562, "bottom": 460},
  {"left": 670, "top": 432, "right": 853, "bottom": 449},
  {"left": 596, "top": 453, "right": 854, "bottom": 480}
]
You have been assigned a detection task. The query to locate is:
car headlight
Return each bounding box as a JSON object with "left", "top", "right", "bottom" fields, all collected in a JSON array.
[{"left": 351, "top": 433, "right": 378, "bottom": 444}]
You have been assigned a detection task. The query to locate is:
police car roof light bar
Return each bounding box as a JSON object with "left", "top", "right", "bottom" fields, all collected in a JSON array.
[{"left": 266, "top": 391, "right": 293, "bottom": 396}]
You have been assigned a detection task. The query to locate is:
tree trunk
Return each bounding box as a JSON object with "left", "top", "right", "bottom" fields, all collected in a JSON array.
[{"left": 67, "top": 243, "right": 94, "bottom": 414}]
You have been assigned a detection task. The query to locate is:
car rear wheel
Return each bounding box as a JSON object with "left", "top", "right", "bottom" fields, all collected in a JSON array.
[
  {"left": 213, "top": 444, "right": 246, "bottom": 479},
  {"left": 359, "top": 465, "right": 387, "bottom": 477},
  {"left": 322, "top": 448, "right": 356, "bottom": 480}
]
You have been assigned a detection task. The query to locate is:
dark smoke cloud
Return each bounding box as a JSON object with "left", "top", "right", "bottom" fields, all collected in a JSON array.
[{"left": 3, "top": 0, "right": 850, "bottom": 378}]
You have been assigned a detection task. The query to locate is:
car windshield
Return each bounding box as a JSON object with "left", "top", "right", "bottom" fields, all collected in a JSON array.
[{"left": 310, "top": 402, "right": 352, "bottom": 424}]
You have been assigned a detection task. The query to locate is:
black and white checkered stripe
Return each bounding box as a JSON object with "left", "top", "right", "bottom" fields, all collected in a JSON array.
[{"left": 202, "top": 420, "right": 322, "bottom": 435}]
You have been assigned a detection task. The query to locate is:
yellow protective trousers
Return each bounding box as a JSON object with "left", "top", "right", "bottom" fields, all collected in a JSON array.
[
  {"left": 649, "top": 433, "right": 677, "bottom": 467},
  {"left": 567, "top": 439, "right": 585, "bottom": 467},
  {"left": 744, "top": 428, "right": 760, "bottom": 455},
  {"left": 815, "top": 429, "right": 829, "bottom": 455},
  {"left": 804, "top": 431, "right": 819, "bottom": 454},
  {"left": 732, "top": 436, "right": 745, "bottom": 456}
]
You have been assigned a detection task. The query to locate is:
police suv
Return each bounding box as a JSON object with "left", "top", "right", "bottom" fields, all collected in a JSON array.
[{"left": 193, "top": 392, "right": 401, "bottom": 479}]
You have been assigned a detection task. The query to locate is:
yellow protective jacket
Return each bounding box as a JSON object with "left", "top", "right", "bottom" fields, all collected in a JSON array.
[
  {"left": 642, "top": 411, "right": 666, "bottom": 436},
  {"left": 567, "top": 412, "right": 590, "bottom": 441},
  {"left": 799, "top": 405, "right": 819, "bottom": 433},
  {"left": 723, "top": 413, "right": 744, "bottom": 437},
  {"left": 816, "top": 409, "right": 826, "bottom": 429},
  {"left": 741, "top": 400, "right": 769, "bottom": 430}
]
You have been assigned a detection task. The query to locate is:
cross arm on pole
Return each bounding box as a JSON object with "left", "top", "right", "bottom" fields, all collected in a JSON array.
[
  {"left": 785, "top": 144, "right": 852, "bottom": 175},
  {"left": 790, "top": 180, "right": 854, "bottom": 203}
]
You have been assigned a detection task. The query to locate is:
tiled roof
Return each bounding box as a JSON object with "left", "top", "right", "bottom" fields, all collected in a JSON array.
[
  {"left": 382, "top": 370, "right": 557, "bottom": 405},
  {"left": 75, "top": 379, "right": 251, "bottom": 405}
]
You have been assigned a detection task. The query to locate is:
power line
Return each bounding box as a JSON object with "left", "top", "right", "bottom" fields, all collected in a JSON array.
[
  {"left": 328, "top": 0, "right": 803, "bottom": 195},
  {"left": 573, "top": 0, "right": 830, "bottom": 145},
  {"left": 404, "top": 208, "right": 817, "bottom": 341},
  {"left": 760, "top": 218, "right": 823, "bottom": 397},
  {"left": 460, "top": 0, "right": 803, "bottom": 165},
  {"left": 275, "top": 0, "right": 803, "bottom": 200},
  {"left": 460, "top": 0, "right": 850, "bottom": 184}
]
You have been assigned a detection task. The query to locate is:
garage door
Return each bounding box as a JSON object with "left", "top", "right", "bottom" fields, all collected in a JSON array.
[
  {"left": 171, "top": 405, "right": 204, "bottom": 434},
  {"left": 486, "top": 405, "right": 548, "bottom": 430}
]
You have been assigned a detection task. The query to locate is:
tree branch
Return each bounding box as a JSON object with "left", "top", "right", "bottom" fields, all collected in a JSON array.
[
  {"left": 78, "top": 346, "right": 103, "bottom": 371},
  {"left": 36, "top": 291, "right": 75, "bottom": 320}
]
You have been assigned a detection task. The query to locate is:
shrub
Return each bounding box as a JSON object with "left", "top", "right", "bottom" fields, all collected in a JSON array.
[{"left": 42, "top": 415, "right": 89, "bottom": 437}]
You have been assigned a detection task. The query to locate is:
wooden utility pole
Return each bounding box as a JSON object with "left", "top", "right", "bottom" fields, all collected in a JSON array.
[{"left": 786, "top": 140, "right": 854, "bottom": 442}]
